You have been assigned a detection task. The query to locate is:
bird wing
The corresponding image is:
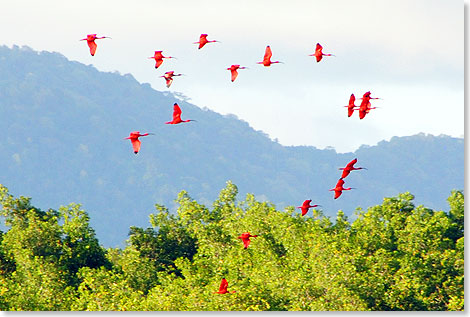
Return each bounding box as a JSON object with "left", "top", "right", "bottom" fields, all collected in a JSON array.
[
  {"left": 87, "top": 41, "right": 97, "bottom": 56},
  {"left": 349, "top": 94, "right": 356, "bottom": 105},
  {"left": 316, "top": 43, "right": 323, "bottom": 52},
  {"left": 165, "top": 78, "right": 173, "bottom": 88},
  {"left": 230, "top": 69, "right": 238, "bottom": 82},
  {"left": 301, "top": 207, "right": 309, "bottom": 216},
  {"left": 346, "top": 158, "right": 357, "bottom": 169},
  {"left": 219, "top": 278, "right": 228, "bottom": 293},
  {"left": 173, "top": 103, "right": 182, "bottom": 119},
  {"left": 242, "top": 237, "right": 251, "bottom": 248},
  {"left": 131, "top": 138, "right": 141, "bottom": 154},
  {"left": 155, "top": 59, "right": 163, "bottom": 68},
  {"left": 334, "top": 190, "right": 342, "bottom": 199},
  {"left": 264, "top": 46, "right": 272, "bottom": 61}
]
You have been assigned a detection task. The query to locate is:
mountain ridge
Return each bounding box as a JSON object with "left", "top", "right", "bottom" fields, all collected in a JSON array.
[{"left": 0, "top": 45, "right": 463, "bottom": 247}]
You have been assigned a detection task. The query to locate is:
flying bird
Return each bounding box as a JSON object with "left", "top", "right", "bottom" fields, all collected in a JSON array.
[
  {"left": 215, "top": 278, "right": 236, "bottom": 294},
  {"left": 165, "top": 103, "right": 196, "bottom": 124},
  {"left": 238, "top": 232, "right": 258, "bottom": 249},
  {"left": 345, "top": 94, "right": 358, "bottom": 117},
  {"left": 148, "top": 51, "right": 176, "bottom": 69},
  {"left": 227, "top": 65, "right": 247, "bottom": 82},
  {"left": 124, "top": 131, "right": 154, "bottom": 154},
  {"left": 80, "top": 34, "right": 111, "bottom": 56},
  {"left": 160, "top": 71, "right": 183, "bottom": 88},
  {"left": 339, "top": 158, "right": 367, "bottom": 179},
  {"left": 257, "top": 46, "right": 283, "bottom": 67},
  {"left": 194, "top": 34, "right": 220, "bottom": 49},
  {"left": 329, "top": 178, "right": 354, "bottom": 199},
  {"left": 309, "top": 43, "right": 335, "bottom": 62},
  {"left": 358, "top": 91, "right": 381, "bottom": 119},
  {"left": 296, "top": 199, "right": 321, "bottom": 216}
]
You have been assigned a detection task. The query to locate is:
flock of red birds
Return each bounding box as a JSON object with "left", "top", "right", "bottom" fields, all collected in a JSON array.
[{"left": 81, "top": 32, "right": 380, "bottom": 294}]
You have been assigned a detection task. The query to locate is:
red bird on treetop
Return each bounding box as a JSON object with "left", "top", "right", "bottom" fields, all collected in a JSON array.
[
  {"left": 238, "top": 232, "right": 258, "bottom": 249},
  {"left": 339, "top": 158, "right": 367, "bottom": 179},
  {"left": 227, "top": 65, "right": 247, "bottom": 82},
  {"left": 160, "top": 71, "right": 183, "bottom": 88},
  {"left": 257, "top": 46, "right": 283, "bottom": 67},
  {"left": 80, "top": 34, "right": 111, "bottom": 56},
  {"left": 194, "top": 34, "right": 220, "bottom": 49},
  {"left": 309, "top": 43, "right": 335, "bottom": 62},
  {"left": 124, "top": 131, "right": 154, "bottom": 154},
  {"left": 148, "top": 51, "right": 176, "bottom": 69},
  {"left": 296, "top": 199, "right": 321, "bottom": 216},
  {"left": 345, "top": 94, "right": 359, "bottom": 117},
  {"left": 329, "top": 178, "right": 355, "bottom": 199},
  {"left": 215, "top": 278, "right": 236, "bottom": 294},
  {"left": 165, "top": 103, "right": 196, "bottom": 124}
]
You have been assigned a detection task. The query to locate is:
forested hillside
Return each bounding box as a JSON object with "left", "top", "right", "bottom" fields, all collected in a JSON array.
[
  {"left": 0, "top": 183, "right": 464, "bottom": 311},
  {"left": 0, "top": 45, "right": 463, "bottom": 247}
]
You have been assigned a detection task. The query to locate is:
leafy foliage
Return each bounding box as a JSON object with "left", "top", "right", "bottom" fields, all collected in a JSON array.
[{"left": 0, "top": 183, "right": 464, "bottom": 311}]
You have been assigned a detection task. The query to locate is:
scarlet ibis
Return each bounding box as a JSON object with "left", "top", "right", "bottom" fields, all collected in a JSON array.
[
  {"left": 329, "top": 179, "right": 354, "bottom": 199},
  {"left": 194, "top": 34, "right": 220, "bottom": 49},
  {"left": 358, "top": 91, "right": 380, "bottom": 119},
  {"left": 148, "top": 51, "right": 176, "bottom": 69},
  {"left": 238, "top": 232, "right": 258, "bottom": 249},
  {"left": 215, "top": 278, "right": 236, "bottom": 294},
  {"left": 257, "top": 46, "right": 283, "bottom": 67},
  {"left": 160, "top": 71, "right": 183, "bottom": 88},
  {"left": 309, "top": 43, "right": 335, "bottom": 63},
  {"left": 80, "top": 34, "right": 111, "bottom": 56},
  {"left": 227, "top": 65, "right": 247, "bottom": 82},
  {"left": 345, "top": 94, "right": 358, "bottom": 117},
  {"left": 165, "top": 103, "right": 196, "bottom": 124},
  {"left": 296, "top": 200, "right": 321, "bottom": 216},
  {"left": 339, "top": 158, "right": 367, "bottom": 179},
  {"left": 124, "top": 131, "right": 154, "bottom": 154}
]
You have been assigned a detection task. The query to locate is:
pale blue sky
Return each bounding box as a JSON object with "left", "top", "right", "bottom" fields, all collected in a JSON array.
[{"left": 1, "top": 0, "right": 463, "bottom": 152}]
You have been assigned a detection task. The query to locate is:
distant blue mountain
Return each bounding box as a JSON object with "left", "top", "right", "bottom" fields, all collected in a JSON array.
[{"left": 0, "top": 45, "right": 463, "bottom": 247}]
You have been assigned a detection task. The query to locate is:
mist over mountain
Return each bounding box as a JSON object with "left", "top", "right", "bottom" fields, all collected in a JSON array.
[{"left": 0, "top": 45, "right": 463, "bottom": 247}]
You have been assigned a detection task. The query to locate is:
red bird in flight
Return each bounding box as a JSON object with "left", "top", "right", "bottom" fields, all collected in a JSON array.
[
  {"left": 194, "top": 34, "right": 220, "bottom": 49},
  {"left": 165, "top": 103, "right": 196, "bottom": 124},
  {"left": 310, "top": 43, "right": 335, "bottom": 62},
  {"left": 296, "top": 200, "right": 321, "bottom": 216},
  {"left": 238, "top": 232, "right": 258, "bottom": 249},
  {"left": 339, "top": 158, "right": 367, "bottom": 179},
  {"left": 227, "top": 65, "right": 247, "bottom": 82},
  {"left": 148, "top": 51, "right": 176, "bottom": 69},
  {"left": 160, "top": 71, "right": 183, "bottom": 88},
  {"left": 257, "top": 46, "right": 283, "bottom": 67},
  {"left": 124, "top": 131, "right": 154, "bottom": 154},
  {"left": 358, "top": 91, "right": 380, "bottom": 119},
  {"left": 345, "top": 94, "right": 358, "bottom": 117},
  {"left": 215, "top": 278, "right": 236, "bottom": 294},
  {"left": 80, "top": 34, "right": 111, "bottom": 56},
  {"left": 329, "top": 178, "right": 354, "bottom": 199}
]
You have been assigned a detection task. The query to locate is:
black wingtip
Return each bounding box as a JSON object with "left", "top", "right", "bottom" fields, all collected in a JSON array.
[{"left": 134, "top": 151, "right": 138, "bottom": 154}]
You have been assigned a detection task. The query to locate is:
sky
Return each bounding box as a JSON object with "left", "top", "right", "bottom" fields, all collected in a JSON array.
[{"left": 1, "top": 0, "right": 463, "bottom": 153}]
